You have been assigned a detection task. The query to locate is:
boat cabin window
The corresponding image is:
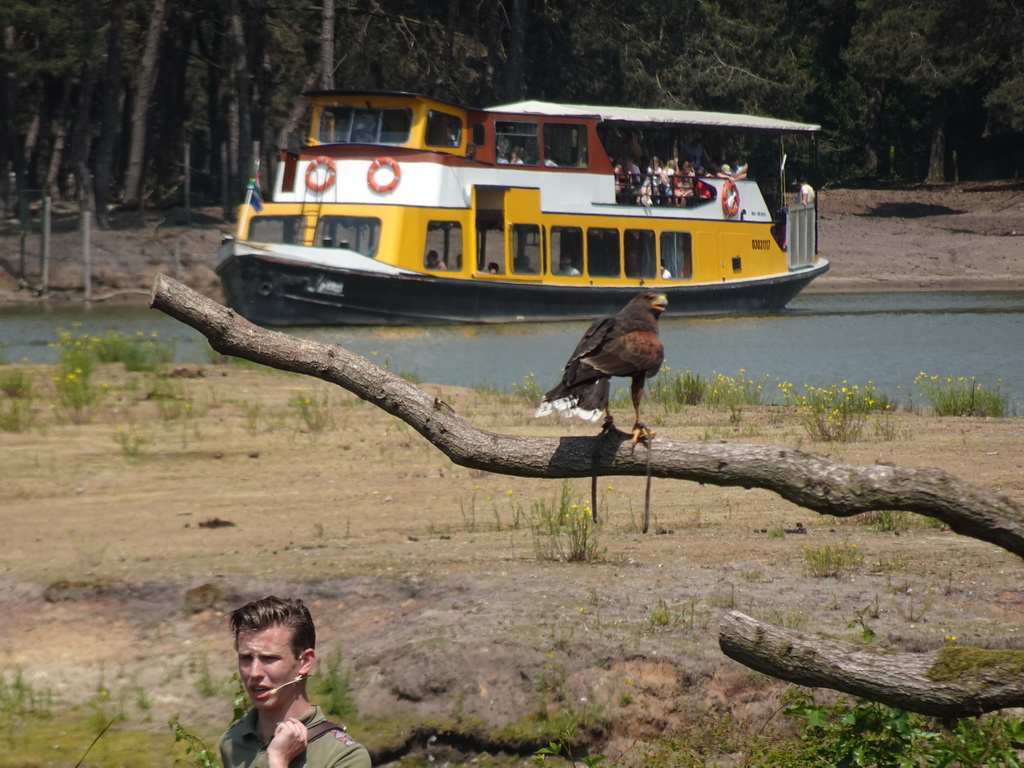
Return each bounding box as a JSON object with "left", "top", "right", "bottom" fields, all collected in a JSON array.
[
  {"left": 314, "top": 215, "right": 381, "bottom": 256},
  {"left": 550, "top": 227, "right": 583, "bottom": 276},
  {"left": 317, "top": 106, "right": 412, "bottom": 145},
  {"left": 625, "top": 229, "right": 657, "bottom": 278},
  {"left": 425, "top": 110, "right": 463, "bottom": 149},
  {"left": 495, "top": 121, "right": 538, "bottom": 165},
  {"left": 248, "top": 215, "right": 303, "bottom": 244},
  {"left": 511, "top": 224, "right": 542, "bottom": 274},
  {"left": 424, "top": 220, "right": 462, "bottom": 271},
  {"left": 543, "top": 123, "right": 588, "bottom": 168},
  {"left": 587, "top": 228, "right": 620, "bottom": 277},
  {"left": 660, "top": 231, "right": 693, "bottom": 279}
]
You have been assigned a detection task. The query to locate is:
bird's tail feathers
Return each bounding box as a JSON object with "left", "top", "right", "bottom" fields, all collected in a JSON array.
[
  {"left": 535, "top": 379, "right": 609, "bottom": 423},
  {"left": 535, "top": 395, "right": 604, "bottom": 422}
]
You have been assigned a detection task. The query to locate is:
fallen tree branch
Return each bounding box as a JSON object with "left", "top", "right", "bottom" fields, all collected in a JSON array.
[
  {"left": 150, "top": 274, "right": 1024, "bottom": 559},
  {"left": 719, "top": 611, "right": 1024, "bottom": 717}
]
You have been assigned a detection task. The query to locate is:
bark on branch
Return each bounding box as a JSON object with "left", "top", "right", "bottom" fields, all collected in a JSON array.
[
  {"left": 150, "top": 275, "right": 1024, "bottom": 560},
  {"left": 719, "top": 611, "right": 1024, "bottom": 717}
]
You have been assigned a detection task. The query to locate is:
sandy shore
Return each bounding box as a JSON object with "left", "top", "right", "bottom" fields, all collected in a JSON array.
[{"left": 809, "top": 182, "right": 1024, "bottom": 294}]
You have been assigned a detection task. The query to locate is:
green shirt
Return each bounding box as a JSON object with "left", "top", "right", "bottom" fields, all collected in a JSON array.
[{"left": 219, "top": 705, "right": 371, "bottom": 768}]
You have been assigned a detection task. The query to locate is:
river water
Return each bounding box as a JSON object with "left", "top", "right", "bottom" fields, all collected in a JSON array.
[{"left": 2, "top": 291, "right": 1022, "bottom": 406}]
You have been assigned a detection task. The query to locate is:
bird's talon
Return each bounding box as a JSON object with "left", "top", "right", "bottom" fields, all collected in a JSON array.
[{"left": 631, "top": 423, "right": 654, "bottom": 443}]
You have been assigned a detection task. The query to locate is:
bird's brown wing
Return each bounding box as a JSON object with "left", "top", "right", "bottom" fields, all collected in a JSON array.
[
  {"left": 583, "top": 329, "right": 664, "bottom": 378},
  {"left": 565, "top": 316, "right": 617, "bottom": 364}
]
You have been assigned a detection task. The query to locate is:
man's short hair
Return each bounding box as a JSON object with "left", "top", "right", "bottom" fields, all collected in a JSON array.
[{"left": 229, "top": 596, "right": 316, "bottom": 658}]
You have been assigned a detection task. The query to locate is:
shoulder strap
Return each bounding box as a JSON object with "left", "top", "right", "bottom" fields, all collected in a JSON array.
[{"left": 305, "top": 720, "right": 344, "bottom": 744}]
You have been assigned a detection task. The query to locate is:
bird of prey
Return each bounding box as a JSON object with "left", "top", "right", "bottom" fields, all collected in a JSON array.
[{"left": 535, "top": 291, "right": 667, "bottom": 440}]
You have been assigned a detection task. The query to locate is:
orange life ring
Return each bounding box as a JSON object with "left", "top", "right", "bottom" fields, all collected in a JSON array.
[
  {"left": 716, "top": 179, "right": 741, "bottom": 218},
  {"left": 305, "top": 156, "right": 336, "bottom": 193},
  {"left": 721, "top": 179, "right": 740, "bottom": 218},
  {"left": 367, "top": 157, "right": 401, "bottom": 193}
]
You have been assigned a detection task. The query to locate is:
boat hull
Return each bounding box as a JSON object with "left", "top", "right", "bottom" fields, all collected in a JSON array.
[{"left": 216, "top": 246, "right": 830, "bottom": 327}]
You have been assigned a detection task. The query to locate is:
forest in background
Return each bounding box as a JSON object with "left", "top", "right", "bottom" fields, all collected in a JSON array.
[{"left": 1, "top": 0, "right": 1023, "bottom": 226}]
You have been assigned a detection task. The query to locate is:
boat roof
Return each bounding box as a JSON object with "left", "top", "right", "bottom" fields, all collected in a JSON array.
[{"left": 489, "top": 100, "right": 820, "bottom": 133}]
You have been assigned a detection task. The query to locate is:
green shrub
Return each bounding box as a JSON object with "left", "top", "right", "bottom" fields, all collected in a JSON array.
[
  {"left": 644, "top": 366, "right": 708, "bottom": 410},
  {"left": 782, "top": 380, "right": 891, "bottom": 442},
  {"left": 93, "top": 330, "right": 177, "bottom": 371},
  {"left": 915, "top": 373, "right": 1009, "bottom": 417},
  {"left": 532, "top": 481, "right": 603, "bottom": 562},
  {"left": 786, "top": 692, "right": 1024, "bottom": 768}
]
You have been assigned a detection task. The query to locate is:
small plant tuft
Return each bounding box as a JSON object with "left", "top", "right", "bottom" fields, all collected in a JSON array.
[
  {"left": 802, "top": 541, "right": 861, "bottom": 578},
  {"left": 532, "top": 481, "right": 603, "bottom": 562}
]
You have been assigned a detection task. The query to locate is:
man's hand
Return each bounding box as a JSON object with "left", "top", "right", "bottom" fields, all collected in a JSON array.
[{"left": 266, "top": 718, "right": 308, "bottom": 768}]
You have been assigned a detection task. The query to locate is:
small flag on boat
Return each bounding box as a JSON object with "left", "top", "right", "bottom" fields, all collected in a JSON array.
[{"left": 247, "top": 175, "right": 263, "bottom": 213}]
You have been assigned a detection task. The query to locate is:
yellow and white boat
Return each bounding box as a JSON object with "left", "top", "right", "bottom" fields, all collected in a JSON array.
[{"left": 216, "top": 90, "right": 828, "bottom": 326}]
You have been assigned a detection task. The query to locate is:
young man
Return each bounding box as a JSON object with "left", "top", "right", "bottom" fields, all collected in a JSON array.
[{"left": 219, "top": 596, "right": 371, "bottom": 768}]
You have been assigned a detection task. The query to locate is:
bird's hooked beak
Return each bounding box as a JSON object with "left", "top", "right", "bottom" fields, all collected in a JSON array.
[{"left": 651, "top": 293, "right": 668, "bottom": 313}]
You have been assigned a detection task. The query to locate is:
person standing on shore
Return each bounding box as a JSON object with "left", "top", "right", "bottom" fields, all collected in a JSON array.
[{"left": 219, "top": 596, "right": 371, "bottom": 768}]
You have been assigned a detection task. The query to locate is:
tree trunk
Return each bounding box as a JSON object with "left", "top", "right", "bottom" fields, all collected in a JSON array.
[
  {"left": 70, "top": 48, "right": 96, "bottom": 213},
  {"left": 499, "top": 0, "right": 527, "bottom": 103},
  {"left": 719, "top": 611, "right": 1024, "bottom": 717},
  {"left": 863, "top": 82, "right": 885, "bottom": 177},
  {"left": 275, "top": 71, "right": 318, "bottom": 158},
  {"left": 44, "top": 79, "right": 72, "bottom": 196},
  {"left": 93, "top": 0, "right": 126, "bottom": 227},
  {"left": 122, "top": 0, "right": 167, "bottom": 210},
  {"left": 436, "top": 0, "right": 460, "bottom": 92},
  {"left": 478, "top": 0, "right": 502, "bottom": 104},
  {"left": 0, "top": 25, "right": 23, "bottom": 219},
  {"left": 228, "top": 0, "right": 251, "bottom": 201},
  {"left": 925, "top": 94, "right": 947, "bottom": 184},
  {"left": 319, "top": 0, "right": 335, "bottom": 90}
]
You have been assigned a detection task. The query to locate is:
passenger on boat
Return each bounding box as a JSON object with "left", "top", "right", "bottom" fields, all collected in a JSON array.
[
  {"left": 510, "top": 146, "right": 525, "bottom": 165},
  {"left": 613, "top": 128, "right": 644, "bottom": 169},
  {"left": 683, "top": 133, "right": 711, "bottom": 175},
  {"left": 646, "top": 157, "right": 672, "bottom": 206},
  {"left": 487, "top": 262, "right": 501, "bottom": 274},
  {"left": 613, "top": 163, "right": 629, "bottom": 204},
  {"left": 796, "top": 176, "right": 816, "bottom": 205},
  {"left": 673, "top": 161, "right": 696, "bottom": 205},
  {"left": 496, "top": 137, "right": 511, "bottom": 164},
  {"left": 717, "top": 162, "right": 749, "bottom": 181},
  {"left": 351, "top": 113, "right": 376, "bottom": 143},
  {"left": 425, "top": 250, "right": 447, "bottom": 270},
  {"left": 556, "top": 255, "right": 581, "bottom": 276},
  {"left": 627, "top": 159, "right": 643, "bottom": 204}
]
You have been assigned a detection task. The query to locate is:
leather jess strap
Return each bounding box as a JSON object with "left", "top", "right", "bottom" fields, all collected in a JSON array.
[{"left": 305, "top": 720, "right": 344, "bottom": 743}]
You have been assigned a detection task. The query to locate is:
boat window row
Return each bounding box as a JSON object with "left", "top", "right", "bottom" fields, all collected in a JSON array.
[
  {"left": 317, "top": 106, "right": 413, "bottom": 145},
  {"left": 494, "top": 121, "right": 589, "bottom": 168},
  {"left": 249, "top": 214, "right": 382, "bottom": 257},
  {"left": 422, "top": 219, "right": 693, "bottom": 280},
  {"left": 316, "top": 104, "right": 464, "bottom": 148},
  {"left": 247, "top": 212, "right": 692, "bottom": 280}
]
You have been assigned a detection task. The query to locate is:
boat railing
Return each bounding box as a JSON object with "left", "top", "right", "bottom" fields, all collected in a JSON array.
[
  {"left": 614, "top": 173, "right": 716, "bottom": 208},
  {"left": 787, "top": 202, "right": 817, "bottom": 268}
]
